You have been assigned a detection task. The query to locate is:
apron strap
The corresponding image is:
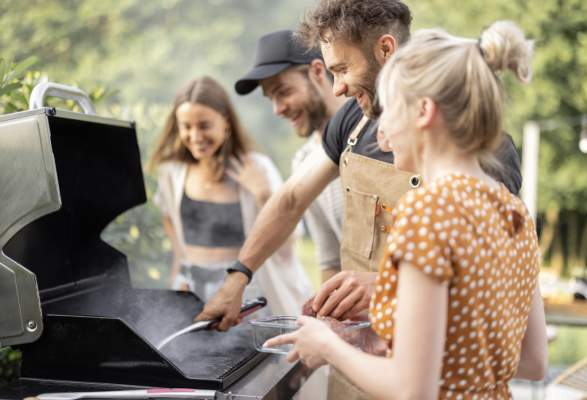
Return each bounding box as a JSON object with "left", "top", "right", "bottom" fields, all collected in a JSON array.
[{"left": 346, "top": 116, "right": 370, "bottom": 151}]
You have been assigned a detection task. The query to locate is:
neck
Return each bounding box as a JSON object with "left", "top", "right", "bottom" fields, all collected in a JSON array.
[
  {"left": 192, "top": 157, "right": 220, "bottom": 179},
  {"left": 420, "top": 132, "right": 488, "bottom": 185}
]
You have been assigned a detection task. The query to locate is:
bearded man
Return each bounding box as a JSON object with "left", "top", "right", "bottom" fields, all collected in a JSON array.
[{"left": 235, "top": 30, "right": 346, "bottom": 284}]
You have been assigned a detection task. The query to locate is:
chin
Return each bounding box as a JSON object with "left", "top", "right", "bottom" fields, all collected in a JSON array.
[
  {"left": 293, "top": 122, "right": 313, "bottom": 138},
  {"left": 190, "top": 149, "right": 215, "bottom": 161},
  {"left": 296, "top": 129, "right": 313, "bottom": 138}
]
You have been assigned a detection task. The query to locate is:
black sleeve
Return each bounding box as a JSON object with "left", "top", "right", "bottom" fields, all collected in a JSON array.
[
  {"left": 322, "top": 99, "right": 363, "bottom": 165},
  {"left": 488, "top": 133, "right": 523, "bottom": 196}
]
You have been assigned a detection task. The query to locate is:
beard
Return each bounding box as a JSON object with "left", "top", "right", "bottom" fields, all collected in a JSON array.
[
  {"left": 296, "top": 80, "right": 328, "bottom": 138},
  {"left": 356, "top": 56, "right": 382, "bottom": 119}
]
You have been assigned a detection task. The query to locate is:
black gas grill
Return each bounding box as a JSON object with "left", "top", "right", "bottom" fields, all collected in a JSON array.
[{"left": 0, "top": 83, "right": 303, "bottom": 399}]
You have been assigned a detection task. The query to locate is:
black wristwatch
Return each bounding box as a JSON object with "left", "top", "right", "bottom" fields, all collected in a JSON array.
[{"left": 226, "top": 260, "right": 253, "bottom": 284}]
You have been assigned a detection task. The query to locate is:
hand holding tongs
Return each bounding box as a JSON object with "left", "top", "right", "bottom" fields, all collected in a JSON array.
[{"left": 156, "top": 297, "right": 267, "bottom": 350}]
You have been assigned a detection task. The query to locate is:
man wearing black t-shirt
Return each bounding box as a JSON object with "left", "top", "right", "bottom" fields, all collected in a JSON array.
[{"left": 197, "top": 0, "right": 522, "bottom": 331}]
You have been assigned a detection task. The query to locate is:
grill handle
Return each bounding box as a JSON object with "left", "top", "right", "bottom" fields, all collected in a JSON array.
[{"left": 29, "top": 81, "right": 97, "bottom": 115}]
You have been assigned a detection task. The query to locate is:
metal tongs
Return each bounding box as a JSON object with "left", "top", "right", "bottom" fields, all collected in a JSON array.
[{"left": 156, "top": 297, "right": 267, "bottom": 350}]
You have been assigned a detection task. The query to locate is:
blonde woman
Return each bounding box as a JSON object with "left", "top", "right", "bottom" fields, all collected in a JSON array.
[
  {"left": 150, "top": 76, "right": 311, "bottom": 326},
  {"left": 267, "top": 21, "right": 548, "bottom": 399}
]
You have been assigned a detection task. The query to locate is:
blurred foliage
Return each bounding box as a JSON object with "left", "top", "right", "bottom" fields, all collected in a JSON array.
[
  {"left": 0, "top": 346, "right": 22, "bottom": 386},
  {"left": 0, "top": 0, "right": 585, "bottom": 274},
  {"left": 0, "top": 0, "right": 314, "bottom": 174},
  {"left": 0, "top": 57, "right": 115, "bottom": 113},
  {"left": 408, "top": 0, "right": 587, "bottom": 274},
  {"left": 548, "top": 326, "right": 587, "bottom": 367},
  {"left": 0, "top": 56, "right": 37, "bottom": 108}
]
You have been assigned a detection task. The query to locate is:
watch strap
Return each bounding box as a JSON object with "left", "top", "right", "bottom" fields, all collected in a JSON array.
[{"left": 227, "top": 260, "right": 253, "bottom": 284}]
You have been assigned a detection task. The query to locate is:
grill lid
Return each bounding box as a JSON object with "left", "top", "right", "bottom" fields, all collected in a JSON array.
[
  {"left": 0, "top": 82, "right": 145, "bottom": 346},
  {"left": 2, "top": 109, "right": 145, "bottom": 294}
]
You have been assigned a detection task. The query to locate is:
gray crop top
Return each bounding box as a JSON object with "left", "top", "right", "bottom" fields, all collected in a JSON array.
[{"left": 180, "top": 192, "right": 245, "bottom": 247}]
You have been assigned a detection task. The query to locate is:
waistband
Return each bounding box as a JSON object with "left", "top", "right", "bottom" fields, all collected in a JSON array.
[{"left": 180, "top": 260, "right": 235, "bottom": 274}]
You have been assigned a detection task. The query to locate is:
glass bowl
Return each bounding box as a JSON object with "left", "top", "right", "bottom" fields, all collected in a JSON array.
[
  {"left": 250, "top": 316, "right": 372, "bottom": 355},
  {"left": 249, "top": 316, "right": 299, "bottom": 355}
]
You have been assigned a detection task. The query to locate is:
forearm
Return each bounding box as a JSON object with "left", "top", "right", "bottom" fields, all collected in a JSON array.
[
  {"left": 169, "top": 256, "right": 181, "bottom": 281},
  {"left": 514, "top": 284, "right": 548, "bottom": 380},
  {"left": 162, "top": 216, "right": 182, "bottom": 283},
  {"left": 239, "top": 150, "right": 338, "bottom": 271},
  {"left": 239, "top": 182, "right": 310, "bottom": 271},
  {"left": 324, "top": 268, "right": 445, "bottom": 400},
  {"left": 253, "top": 188, "right": 272, "bottom": 209},
  {"left": 325, "top": 338, "right": 400, "bottom": 400}
]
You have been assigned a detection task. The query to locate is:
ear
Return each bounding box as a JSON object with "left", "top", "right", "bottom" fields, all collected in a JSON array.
[
  {"left": 415, "top": 97, "right": 437, "bottom": 129},
  {"left": 373, "top": 34, "right": 398, "bottom": 65},
  {"left": 308, "top": 59, "right": 326, "bottom": 84}
]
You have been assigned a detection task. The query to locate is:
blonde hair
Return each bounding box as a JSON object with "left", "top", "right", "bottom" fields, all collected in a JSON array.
[{"left": 378, "top": 20, "right": 533, "bottom": 158}]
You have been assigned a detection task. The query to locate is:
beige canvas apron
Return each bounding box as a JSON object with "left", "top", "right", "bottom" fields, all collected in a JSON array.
[{"left": 327, "top": 117, "right": 421, "bottom": 400}]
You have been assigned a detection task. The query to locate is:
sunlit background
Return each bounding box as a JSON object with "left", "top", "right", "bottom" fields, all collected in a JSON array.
[{"left": 1, "top": 0, "right": 586, "bottom": 397}]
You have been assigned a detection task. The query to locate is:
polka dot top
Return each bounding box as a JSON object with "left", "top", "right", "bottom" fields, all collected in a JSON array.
[{"left": 370, "top": 173, "right": 540, "bottom": 399}]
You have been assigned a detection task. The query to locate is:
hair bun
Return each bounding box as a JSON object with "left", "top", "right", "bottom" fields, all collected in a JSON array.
[{"left": 479, "top": 20, "right": 534, "bottom": 83}]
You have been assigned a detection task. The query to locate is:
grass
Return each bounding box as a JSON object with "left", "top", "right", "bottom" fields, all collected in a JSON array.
[
  {"left": 548, "top": 326, "right": 587, "bottom": 368},
  {"left": 296, "top": 236, "right": 321, "bottom": 291}
]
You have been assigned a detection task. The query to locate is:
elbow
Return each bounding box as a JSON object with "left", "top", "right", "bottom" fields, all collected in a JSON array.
[
  {"left": 528, "top": 356, "right": 549, "bottom": 381},
  {"left": 517, "top": 353, "right": 549, "bottom": 381},
  {"left": 278, "top": 182, "right": 306, "bottom": 218},
  {"left": 391, "top": 389, "right": 436, "bottom": 400},
  {"left": 387, "top": 383, "right": 436, "bottom": 400},
  {"left": 255, "top": 189, "right": 272, "bottom": 207}
]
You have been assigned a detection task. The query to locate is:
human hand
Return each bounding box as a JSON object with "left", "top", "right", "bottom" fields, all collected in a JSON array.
[
  {"left": 195, "top": 272, "right": 247, "bottom": 331},
  {"left": 312, "top": 271, "right": 376, "bottom": 320},
  {"left": 264, "top": 316, "right": 339, "bottom": 369},
  {"left": 226, "top": 154, "right": 271, "bottom": 205}
]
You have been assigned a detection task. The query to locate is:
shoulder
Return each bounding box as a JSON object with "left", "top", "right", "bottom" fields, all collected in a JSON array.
[
  {"left": 247, "top": 151, "right": 276, "bottom": 169},
  {"left": 323, "top": 99, "right": 364, "bottom": 163},
  {"left": 157, "top": 160, "right": 186, "bottom": 179},
  {"left": 247, "top": 151, "right": 282, "bottom": 177},
  {"left": 392, "top": 177, "right": 459, "bottom": 231},
  {"left": 292, "top": 138, "right": 319, "bottom": 168}
]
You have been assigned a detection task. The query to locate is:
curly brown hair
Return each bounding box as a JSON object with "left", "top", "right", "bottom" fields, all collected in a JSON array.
[{"left": 298, "top": 0, "right": 412, "bottom": 50}]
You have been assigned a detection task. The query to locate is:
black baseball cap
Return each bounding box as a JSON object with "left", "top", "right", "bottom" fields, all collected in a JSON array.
[{"left": 235, "top": 30, "right": 322, "bottom": 95}]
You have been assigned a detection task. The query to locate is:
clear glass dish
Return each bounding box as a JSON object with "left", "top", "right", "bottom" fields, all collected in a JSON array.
[
  {"left": 249, "top": 316, "right": 299, "bottom": 355},
  {"left": 250, "top": 316, "right": 372, "bottom": 355}
]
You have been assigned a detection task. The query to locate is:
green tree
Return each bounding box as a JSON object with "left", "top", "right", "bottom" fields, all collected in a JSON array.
[
  {"left": 2, "top": 0, "right": 585, "bottom": 276},
  {"left": 408, "top": 0, "right": 587, "bottom": 274}
]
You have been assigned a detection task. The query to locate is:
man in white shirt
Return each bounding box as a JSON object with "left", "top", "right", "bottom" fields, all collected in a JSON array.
[{"left": 235, "top": 30, "right": 345, "bottom": 283}]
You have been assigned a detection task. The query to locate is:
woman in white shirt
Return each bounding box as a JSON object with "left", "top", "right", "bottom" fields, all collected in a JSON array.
[{"left": 149, "top": 76, "right": 311, "bottom": 320}]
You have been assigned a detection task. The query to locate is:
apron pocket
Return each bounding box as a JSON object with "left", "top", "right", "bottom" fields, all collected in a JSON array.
[{"left": 341, "top": 186, "right": 378, "bottom": 259}]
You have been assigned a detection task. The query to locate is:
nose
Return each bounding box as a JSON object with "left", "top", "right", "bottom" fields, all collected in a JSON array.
[
  {"left": 272, "top": 98, "right": 287, "bottom": 116},
  {"left": 333, "top": 77, "right": 347, "bottom": 97}
]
